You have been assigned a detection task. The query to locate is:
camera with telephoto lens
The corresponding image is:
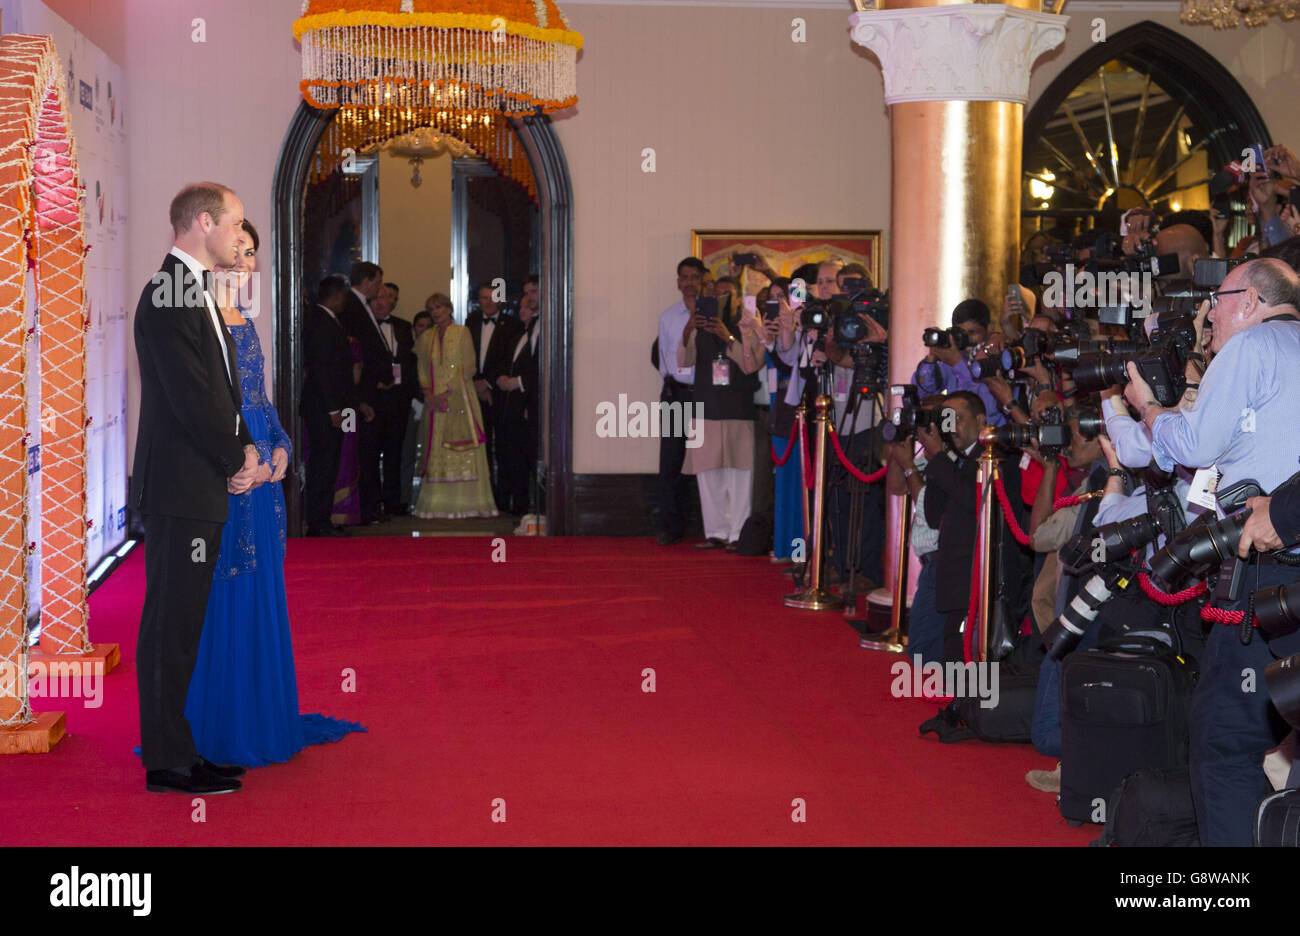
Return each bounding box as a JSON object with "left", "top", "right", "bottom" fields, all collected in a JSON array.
[
  {"left": 880, "top": 384, "right": 936, "bottom": 442},
  {"left": 988, "top": 405, "right": 1072, "bottom": 457},
  {"left": 1067, "top": 309, "right": 1197, "bottom": 406},
  {"left": 1046, "top": 337, "right": 1140, "bottom": 367},
  {"left": 922, "top": 326, "right": 971, "bottom": 351},
  {"left": 1146, "top": 510, "right": 1251, "bottom": 592},
  {"left": 1043, "top": 470, "right": 1186, "bottom": 660}
]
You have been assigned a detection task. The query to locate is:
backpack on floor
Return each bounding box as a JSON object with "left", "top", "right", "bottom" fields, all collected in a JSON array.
[
  {"left": 1091, "top": 767, "right": 1200, "bottom": 847},
  {"left": 1255, "top": 789, "right": 1300, "bottom": 846},
  {"left": 918, "top": 665, "right": 1039, "bottom": 744},
  {"left": 737, "top": 512, "right": 773, "bottom": 556}
]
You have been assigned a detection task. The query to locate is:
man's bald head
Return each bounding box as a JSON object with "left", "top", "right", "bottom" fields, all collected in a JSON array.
[
  {"left": 1154, "top": 224, "right": 1210, "bottom": 281},
  {"left": 1240, "top": 257, "right": 1300, "bottom": 312}
]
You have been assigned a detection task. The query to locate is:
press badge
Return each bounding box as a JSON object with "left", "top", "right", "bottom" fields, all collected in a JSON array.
[
  {"left": 712, "top": 355, "right": 729, "bottom": 386},
  {"left": 1188, "top": 465, "right": 1221, "bottom": 513},
  {"left": 767, "top": 367, "right": 777, "bottom": 395},
  {"left": 392, "top": 362, "right": 402, "bottom": 385},
  {"left": 833, "top": 372, "right": 848, "bottom": 402}
]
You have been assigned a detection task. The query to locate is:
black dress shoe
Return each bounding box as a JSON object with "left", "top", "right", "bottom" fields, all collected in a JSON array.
[
  {"left": 724, "top": 541, "right": 740, "bottom": 553},
  {"left": 198, "top": 756, "right": 246, "bottom": 779},
  {"left": 146, "top": 765, "right": 241, "bottom": 795},
  {"left": 694, "top": 537, "right": 725, "bottom": 550},
  {"left": 656, "top": 532, "right": 683, "bottom": 546}
]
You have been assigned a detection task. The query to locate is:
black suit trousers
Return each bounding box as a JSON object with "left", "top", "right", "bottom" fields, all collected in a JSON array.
[
  {"left": 657, "top": 379, "right": 693, "bottom": 537},
  {"left": 304, "top": 407, "right": 343, "bottom": 529},
  {"left": 376, "top": 387, "right": 409, "bottom": 512},
  {"left": 137, "top": 513, "right": 224, "bottom": 771}
]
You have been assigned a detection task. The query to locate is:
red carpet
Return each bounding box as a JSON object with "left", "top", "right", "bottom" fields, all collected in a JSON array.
[{"left": 0, "top": 537, "right": 1094, "bottom": 846}]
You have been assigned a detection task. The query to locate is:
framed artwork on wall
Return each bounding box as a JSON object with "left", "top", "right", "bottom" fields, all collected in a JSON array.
[{"left": 690, "top": 230, "right": 884, "bottom": 296}]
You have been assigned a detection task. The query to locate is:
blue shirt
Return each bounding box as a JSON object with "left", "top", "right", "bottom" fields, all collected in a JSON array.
[
  {"left": 1102, "top": 396, "right": 1153, "bottom": 469},
  {"left": 1151, "top": 317, "right": 1300, "bottom": 494},
  {"left": 912, "top": 357, "right": 1006, "bottom": 426}
]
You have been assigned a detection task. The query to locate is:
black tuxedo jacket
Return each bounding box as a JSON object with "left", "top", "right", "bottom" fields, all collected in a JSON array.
[
  {"left": 385, "top": 313, "right": 418, "bottom": 405},
  {"left": 501, "top": 321, "right": 540, "bottom": 427},
  {"left": 465, "top": 309, "right": 523, "bottom": 390},
  {"left": 302, "top": 304, "right": 356, "bottom": 417},
  {"left": 924, "top": 447, "right": 1026, "bottom": 614},
  {"left": 130, "top": 253, "right": 254, "bottom": 523},
  {"left": 341, "top": 289, "right": 391, "bottom": 408}
]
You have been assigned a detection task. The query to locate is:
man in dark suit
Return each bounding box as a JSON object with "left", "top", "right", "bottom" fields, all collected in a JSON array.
[
  {"left": 131, "top": 182, "right": 262, "bottom": 794},
  {"left": 372, "top": 281, "right": 418, "bottom": 516},
  {"left": 341, "top": 261, "right": 386, "bottom": 523},
  {"left": 496, "top": 275, "right": 541, "bottom": 516},
  {"left": 302, "top": 274, "right": 355, "bottom": 536},
  {"left": 466, "top": 281, "right": 522, "bottom": 510}
]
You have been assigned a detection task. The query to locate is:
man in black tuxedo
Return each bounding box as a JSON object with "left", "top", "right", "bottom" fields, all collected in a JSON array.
[
  {"left": 372, "top": 281, "right": 418, "bottom": 516},
  {"left": 131, "top": 182, "right": 263, "bottom": 794},
  {"left": 341, "top": 261, "right": 385, "bottom": 523},
  {"left": 302, "top": 274, "right": 355, "bottom": 536},
  {"left": 496, "top": 275, "right": 541, "bottom": 516},
  {"left": 465, "top": 281, "right": 522, "bottom": 510}
]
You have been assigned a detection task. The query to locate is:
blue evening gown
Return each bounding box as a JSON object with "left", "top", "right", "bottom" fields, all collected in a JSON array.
[{"left": 183, "top": 316, "right": 366, "bottom": 767}]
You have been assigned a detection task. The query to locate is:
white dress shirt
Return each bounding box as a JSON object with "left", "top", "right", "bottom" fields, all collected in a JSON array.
[{"left": 168, "top": 245, "right": 239, "bottom": 436}]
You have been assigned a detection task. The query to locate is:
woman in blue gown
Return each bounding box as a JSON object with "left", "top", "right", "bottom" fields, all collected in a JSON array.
[{"left": 184, "top": 221, "right": 365, "bottom": 767}]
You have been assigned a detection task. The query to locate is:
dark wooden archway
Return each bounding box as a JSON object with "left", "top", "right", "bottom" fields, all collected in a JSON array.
[
  {"left": 270, "top": 104, "right": 576, "bottom": 536},
  {"left": 1024, "top": 20, "right": 1270, "bottom": 180}
]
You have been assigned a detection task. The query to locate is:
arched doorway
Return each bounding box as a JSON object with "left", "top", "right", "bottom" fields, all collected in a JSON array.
[
  {"left": 270, "top": 103, "right": 575, "bottom": 536},
  {"left": 1022, "top": 21, "right": 1270, "bottom": 242}
]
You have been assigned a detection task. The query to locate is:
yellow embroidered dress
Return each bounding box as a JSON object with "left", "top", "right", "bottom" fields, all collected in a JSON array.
[{"left": 413, "top": 322, "right": 498, "bottom": 519}]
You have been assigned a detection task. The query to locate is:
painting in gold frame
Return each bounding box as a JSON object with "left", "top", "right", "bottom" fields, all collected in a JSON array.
[{"left": 690, "top": 230, "right": 884, "bottom": 298}]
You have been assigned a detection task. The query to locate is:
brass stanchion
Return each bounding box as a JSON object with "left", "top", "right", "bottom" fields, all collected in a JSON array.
[
  {"left": 972, "top": 426, "right": 999, "bottom": 663},
  {"left": 796, "top": 404, "right": 810, "bottom": 559},
  {"left": 785, "top": 394, "right": 844, "bottom": 611},
  {"left": 860, "top": 490, "right": 910, "bottom": 653}
]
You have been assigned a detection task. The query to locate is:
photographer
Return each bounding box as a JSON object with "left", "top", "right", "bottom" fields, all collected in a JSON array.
[
  {"left": 1124, "top": 257, "right": 1300, "bottom": 846},
  {"left": 679, "top": 281, "right": 766, "bottom": 550},
  {"left": 918, "top": 391, "right": 1028, "bottom": 663},
  {"left": 913, "top": 299, "right": 1005, "bottom": 427},
  {"left": 885, "top": 404, "right": 946, "bottom": 666}
]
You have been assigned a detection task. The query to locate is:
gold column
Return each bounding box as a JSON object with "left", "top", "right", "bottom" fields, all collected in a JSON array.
[{"left": 851, "top": 0, "right": 1067, "bottom": 615}]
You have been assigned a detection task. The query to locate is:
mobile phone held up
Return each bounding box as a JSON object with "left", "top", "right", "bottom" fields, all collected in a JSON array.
[
  {"left": 732, "top": 252, "right": 759, "bottom": 267},
  {"left": 763, "top": 299, "right": 780, "bottom": 322},
  {"left": 696, "top": 296, "right": 719, "bottom": 321}
]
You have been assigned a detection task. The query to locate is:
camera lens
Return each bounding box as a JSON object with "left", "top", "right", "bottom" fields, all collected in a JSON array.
[
  {"left": 969, "top": 355, "right": 1001, "bottom": 380},
  {"left": 1147, "top": 511, "right": 1249, "bottom": 591},
  {"left": 1254, "top": 583, "right": 1300, "bottom": 641},
  {"left": 1072, "top": 351, "right": 1131, "bottom": 394}
]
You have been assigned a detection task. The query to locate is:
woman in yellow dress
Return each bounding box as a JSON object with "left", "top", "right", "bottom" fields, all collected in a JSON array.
[{"left": 413, "top": 293, "right": 499, "bottom": 519}]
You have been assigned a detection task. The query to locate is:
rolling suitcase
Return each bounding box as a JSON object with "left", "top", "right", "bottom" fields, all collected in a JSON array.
[{"left": 1059, "top": 635, "right": 1196, "bottom": 824}]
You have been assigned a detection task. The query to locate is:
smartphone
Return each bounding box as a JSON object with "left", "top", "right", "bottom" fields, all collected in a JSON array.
[
  {"left": 763, "top": 299, "right": 780, "bottom": 322},
  {"left": 788, "top": 279, "right": 806, "bottom": 309},
  {"left": 696, "top": 296, "right": 719, "bottom": 321},
  {"left": 733, "top": 252, "right": 759, "bottom": 267},
  {"left": 1290, "top": 184, "right": 1300, "bottom": 207},
  {"left": 743, "top": 295, "right": 757, "bottom": 315}
]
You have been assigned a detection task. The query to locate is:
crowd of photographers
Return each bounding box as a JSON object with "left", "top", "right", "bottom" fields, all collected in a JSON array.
[{"left": 654, "top": 141, "right": 1300, "bottom": 846}]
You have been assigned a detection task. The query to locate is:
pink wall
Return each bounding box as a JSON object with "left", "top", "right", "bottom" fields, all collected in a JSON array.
[{"left": 119, "top": 0, "right": 305, "bottom": 469}]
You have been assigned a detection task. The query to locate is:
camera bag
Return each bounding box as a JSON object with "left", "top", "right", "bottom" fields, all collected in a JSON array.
[
  {"left": 1091, "top": 767, "right": 1199, "bottom": 846},
  {"left": 1254, "top": 788, "right": 1300, "bottom": 846},
  {"left": 918, "top": 664, "right": 1039, "bottom": 744},
  {"left": 1059, "top": 634, "right": 1197, "bottom": 824}
]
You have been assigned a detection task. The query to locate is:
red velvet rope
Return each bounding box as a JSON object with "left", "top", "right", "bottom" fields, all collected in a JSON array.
[
  {"left": 826, "top": 426, "right": 887, "bottom": 484},
  {"left": 1053, "top": 495, "right": 1088, "bottom": 510},
  {"left": 1202, "top": 605, "right": 1254, "bottom": 627},
  {"left": 770, "top": 429, "right": 798, "bottom": 467},
  {"left": 992, "top": 475, "right": 1034, "bottom": 547},
  {"left": 1136, "top": 572, "right": 1207, "bottom": 606}
]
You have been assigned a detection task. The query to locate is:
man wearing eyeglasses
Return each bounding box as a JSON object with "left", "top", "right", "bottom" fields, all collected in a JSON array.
[{"left": 1125, "top": 257, "right": 1300, "bottom": 846}]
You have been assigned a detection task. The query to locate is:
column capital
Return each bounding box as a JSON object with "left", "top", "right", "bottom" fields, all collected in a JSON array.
[{"left": 850, "top": 4, "right": 1068, "bottom": 106}]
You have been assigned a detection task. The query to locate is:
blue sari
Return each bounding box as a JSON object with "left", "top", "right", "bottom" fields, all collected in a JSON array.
[{"left": 184, "top": 317, "right": 365, "bottom": 767}]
